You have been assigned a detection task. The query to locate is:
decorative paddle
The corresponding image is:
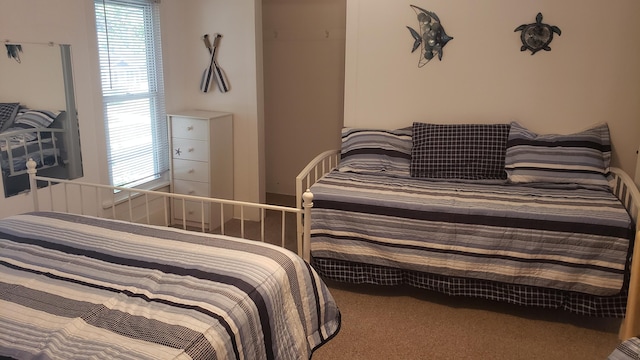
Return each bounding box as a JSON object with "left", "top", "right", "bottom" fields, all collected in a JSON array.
[{"left": 200, "top": 33, "right": 229, "bottom": 93}]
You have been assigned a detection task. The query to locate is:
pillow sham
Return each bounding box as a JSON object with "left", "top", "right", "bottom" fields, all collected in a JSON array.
[
  {"left": 410, "top": 122, "right": 510, "bottom": 180},
  {"left": 504, "top": 122, "right": 611, "bottom": 186},
  {"left": 339, "top": 127, "right": 412, "bottom": 177},
  {"left": 13, "top": 109, "right": 60, "bottom": 128},
  {"left": 0, "top": 102, "right": 20, "bottom": 131}
]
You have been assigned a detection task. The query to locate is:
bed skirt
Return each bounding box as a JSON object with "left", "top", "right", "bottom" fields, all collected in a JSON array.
[{"left": 312, "top": 257, "right": 628, "bottom": 317}]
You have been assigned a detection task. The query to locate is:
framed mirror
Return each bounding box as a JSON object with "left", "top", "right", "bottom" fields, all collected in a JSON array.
[{"left": 0, "top": 42, "right": 83, "bottom": 197}]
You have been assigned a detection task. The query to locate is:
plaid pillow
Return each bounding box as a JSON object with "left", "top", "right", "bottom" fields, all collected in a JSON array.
[
  {"left": 410, "top": 122, "right": 510, "bottom": 179},
  {"left": 0, "top": 102, "right": 20, "bottom": 131},
  {"left": 504, "top": 122, "right": 611, "bottom": 186},
  {"left": 339, "top": 127, "right": 412, "bottom": 177}
]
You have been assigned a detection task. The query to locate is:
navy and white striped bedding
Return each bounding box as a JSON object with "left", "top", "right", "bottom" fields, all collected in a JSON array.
[
  {"left": 310, "top": 171, "right": 634, "bottom": 297},
  {"left": 0, "top": 212, "right": 341, "bottom": 360},
  {"left": 609, "top": 337, "right": 640, "bottom": 360}
]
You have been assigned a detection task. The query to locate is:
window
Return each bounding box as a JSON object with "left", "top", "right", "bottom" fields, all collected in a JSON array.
[{"left": 94, "top": 0, "right": 168, "bottom": 188}]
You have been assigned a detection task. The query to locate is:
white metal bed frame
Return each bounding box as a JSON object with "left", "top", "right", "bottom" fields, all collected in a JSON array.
[{"left": 26, "top": 159, "right": 315, "bottom": 262}]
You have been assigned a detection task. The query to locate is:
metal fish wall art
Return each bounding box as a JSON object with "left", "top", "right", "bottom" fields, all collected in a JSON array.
[{"left": 406, "top": 5, "right": 453, "bottom": 67}]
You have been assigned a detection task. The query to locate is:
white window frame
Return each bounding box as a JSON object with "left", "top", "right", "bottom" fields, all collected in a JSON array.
[{"left": 94, "top": 0, "right": 168, "bottom": 191}]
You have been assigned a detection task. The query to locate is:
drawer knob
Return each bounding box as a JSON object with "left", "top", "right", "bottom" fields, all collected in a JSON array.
[
  {"left": 187, "top": 125, "right": 194, "bottom": 131},
  {"left": 188, "top": 190, "right": 196, "bottom": 195},
  {"left": 188, "top": 147, "right": 194, "bottom": 152},
  {"left": 188, "top": 169, "right": 195, "bottom": 174},
  {"left": 174, "top": 148, "right": 182, "bottom": 156},
  {"left": 188, "top": 210, "right": 194, "bottom": 215}
]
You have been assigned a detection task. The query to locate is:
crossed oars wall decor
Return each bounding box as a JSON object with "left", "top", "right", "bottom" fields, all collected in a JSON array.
[{"left": 200, "top": 33, "right": 230, "bottom": 93}]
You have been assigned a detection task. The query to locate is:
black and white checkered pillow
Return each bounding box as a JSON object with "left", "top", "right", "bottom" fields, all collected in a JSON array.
[
  {"left": 0, "top": 103, "right": 20, "bottom": 131},
  {"left": 410, "top": 122, "right": 510, "bottom": 180}
]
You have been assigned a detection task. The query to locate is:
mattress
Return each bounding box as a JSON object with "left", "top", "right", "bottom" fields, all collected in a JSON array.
[
  {"left": 0, "top": 212, "right": 341, "bottom": 360},
  {"left": 310, "top": 171, "right": 635, "bottom": 296}
]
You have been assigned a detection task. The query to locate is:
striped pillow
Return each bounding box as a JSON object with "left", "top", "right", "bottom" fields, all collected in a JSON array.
[
  {"left": 14, "top": 109, "right": 60, "bottom": 128},
  {"left": 505, "top": 122, "right": 611, "bottom": 186},
  {"left": 339, "top": 127, "right": 412, "bottom": 177}
]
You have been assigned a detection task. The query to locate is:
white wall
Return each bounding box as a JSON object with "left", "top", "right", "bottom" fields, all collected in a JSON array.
[
  {"left": 0, "top": 0, "right": 264, "bottom": 218},
  {"left": 161, "top": 0, "right": 265, "bottom": 203},
  {"left": 345, "top": 0, "right": 640, "bottom": 176}
]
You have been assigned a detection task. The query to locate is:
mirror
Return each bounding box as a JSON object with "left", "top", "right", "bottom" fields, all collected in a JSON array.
[{"left": 0, "top": 42, "right": 83, "bottom": 197}]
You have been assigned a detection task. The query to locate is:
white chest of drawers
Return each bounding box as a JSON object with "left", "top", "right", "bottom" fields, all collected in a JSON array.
[{"left": 168, "top": 110, "right": 233, "bottom": 230}]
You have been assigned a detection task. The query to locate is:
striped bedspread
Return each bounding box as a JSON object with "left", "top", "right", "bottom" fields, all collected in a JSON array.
[
  {"left": 310, "top": 171, "right": 635, "bottom": 296},
  {"left": 0, "top": 212, "right": 340, "bottom": 360}
]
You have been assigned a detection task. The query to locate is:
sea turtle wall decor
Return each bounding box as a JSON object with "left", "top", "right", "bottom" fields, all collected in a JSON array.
[
  {"left": 407, "top": 5, "right": 453, "bottom": 67},
  {"left": 514, "top": 13, "right": 561, "bottom": 55}
]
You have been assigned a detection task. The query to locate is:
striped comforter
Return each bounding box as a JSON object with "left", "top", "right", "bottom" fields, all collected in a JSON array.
[
  {"left": 0, "top": 212, "right": 340, "bottom": 360},
  {"left": 310, "top": 171, "right": 635, "bottom": 296}
]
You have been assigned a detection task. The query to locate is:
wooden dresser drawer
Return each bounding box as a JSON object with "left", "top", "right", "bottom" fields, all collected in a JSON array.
[
  {"left": 171, "top": 116, "right": 209, "bottom": 141},
  {"left": 173, "top": 159, "right": 209, "bottom": 183},
  {"left": 173, "top": 179, "right": 209, "bottom": 197},
  {"left": 172, "top": 138, "right": 208, "bottom": 162}
]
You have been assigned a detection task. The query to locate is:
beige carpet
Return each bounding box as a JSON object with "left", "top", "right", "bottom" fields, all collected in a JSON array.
[{"left": 313, "top": 280, "right": 621, "bottom": 360}]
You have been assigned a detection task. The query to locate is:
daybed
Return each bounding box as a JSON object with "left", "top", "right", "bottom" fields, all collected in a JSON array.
[
  {"left": 0, "top": 161, "right": 341, "bottom": 360},
  {"left": 296, "top": 121, "right": 640, "bottom": 338}
]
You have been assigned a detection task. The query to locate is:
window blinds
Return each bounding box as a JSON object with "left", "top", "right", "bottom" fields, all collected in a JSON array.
[{"left": 95, "top": 0, "right": 168, "bottom": 188}]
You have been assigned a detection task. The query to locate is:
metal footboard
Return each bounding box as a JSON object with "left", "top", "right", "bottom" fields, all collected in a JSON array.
[{"left": 26, "top": 159, "right": 315, "bottom": 261}]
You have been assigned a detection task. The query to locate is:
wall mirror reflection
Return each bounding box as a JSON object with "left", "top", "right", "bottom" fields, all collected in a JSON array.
[{"left": 0, "top": 42, "right": 83, "bottom": 197}]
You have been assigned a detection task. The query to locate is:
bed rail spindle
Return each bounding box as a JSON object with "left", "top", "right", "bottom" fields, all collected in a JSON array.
[
  {"left": 111, "top": 191, "right": 116, "bottom": 219},
  {"left": 181, "top": 199, "right": 187, "bottom": 229},
  {"left": 144, "top": 194, "right": 150, "bottom": 225},
  {"left": 219, "top": 203, "right": 224, "bottom": 234},
  {"left": 96, "top": 190, "right": 102, "bottom": 218},
  {"left": 163, "top": 197, "right": 169, "bottom": 227},
  {"left": 260, "top": 208, "right": 265, "bottom": 243},
  {"left": 63, "top": 183, "right": 69, "bottom": 213},
  {"left": 240, "top": 206, "right": 245, "bottom": 239},
  {"left": 280, "top": 211, "right": 285, "bottom": 248},
  {"left": 127, "top": 192, "right": 133, "bottom": 222},
  {"left": 79, "top": 185, "right": 85, "bottom": 215},
  {"left": 200, "top": 201, "right": 206, "bottom": 232},
  {"left": 220, "top": 203, "right": 225, "bottom": 234},
  {"left": 46, "top": 181, "right": 53, "bottom": 211}
]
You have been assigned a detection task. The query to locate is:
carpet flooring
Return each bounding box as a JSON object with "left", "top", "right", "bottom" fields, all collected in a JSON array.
[{"left": 312, "top": 280, "right": 621, "bottom": 360}]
